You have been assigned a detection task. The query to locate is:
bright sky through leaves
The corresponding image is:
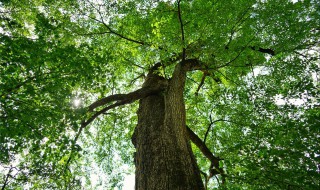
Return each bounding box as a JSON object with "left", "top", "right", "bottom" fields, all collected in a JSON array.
[{"left": 0, "top": 0, "right": 319, "bottom": 189}]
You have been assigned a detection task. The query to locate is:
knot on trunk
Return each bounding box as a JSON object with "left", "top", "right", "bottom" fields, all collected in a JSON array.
[{"left": 142, "top": 74, "right": 168, "bottom": 91}]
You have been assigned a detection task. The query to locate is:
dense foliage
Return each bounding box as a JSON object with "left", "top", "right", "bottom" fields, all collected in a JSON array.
[{"left": 0, "top": 0, "right": 319, "bottom": 189}]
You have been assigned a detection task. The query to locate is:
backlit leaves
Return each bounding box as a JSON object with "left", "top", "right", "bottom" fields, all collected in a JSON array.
[{"left": 1, "top": 0, "right": 319, "bottom": 189}]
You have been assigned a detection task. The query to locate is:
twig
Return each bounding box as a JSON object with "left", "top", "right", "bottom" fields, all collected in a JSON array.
[
  {"left": 86, "top": 15, "right": 145, "bottom": 45},
  {"left": 214, "top": 175, "right": 221, "bottom": 187},
  {"left": 204, "top": 118, "right": 228, "bottom": 143},
  {"left": 75, "top": 2, "right": 146, "bottom": 46},
  {"left": 225, "top": 7, "right": 252, "bottom": 49},
  {"left": 216, "top": 37, "right": 255, "bottom": 69},
  {"left": 1, "top": 166, "right": 13, "bottom": 190}
]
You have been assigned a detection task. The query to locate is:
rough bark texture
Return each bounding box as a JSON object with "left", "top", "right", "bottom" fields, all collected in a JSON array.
[{"left": 132, "top": 63, "right": 204, "bottom": 190}]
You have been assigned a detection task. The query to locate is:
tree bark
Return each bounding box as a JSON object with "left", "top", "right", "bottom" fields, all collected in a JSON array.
[{"left": 132, "top": 63, "right": 204, "bottom": 190}]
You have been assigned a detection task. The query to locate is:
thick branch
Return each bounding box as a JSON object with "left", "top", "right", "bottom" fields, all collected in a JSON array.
[
  {"left": 64, "top": 82, "right": 167, "bottom": 173},
  {"left": 186, "top": 126, "right": 221, "bottom": 169},
  {"left": 86, "top": 86, "right": 167, "bottom": 139},
  {"left": 89, "top": 86, "right": 163, "bottom": 111},
  {"left": 186, "top": 125, "right": 227, "bottom": 185},
  {"left": 250, "top": 46, "right": 275, "bottom": 56},
  {"left": 182, "top": 58, "right": 207, "bottom": 71},
  {"left": 88, "top": 93, "right": 126, "bottom": 111}
]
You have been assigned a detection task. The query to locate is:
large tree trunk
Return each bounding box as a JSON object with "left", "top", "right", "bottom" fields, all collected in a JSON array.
[{"left": 132, "top": 63, "right": 204, "bottom": 190}]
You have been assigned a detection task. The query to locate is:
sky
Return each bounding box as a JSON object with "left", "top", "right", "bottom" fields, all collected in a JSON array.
[{"left": 122, "top": 174, "right": 135, "bottom": 190}]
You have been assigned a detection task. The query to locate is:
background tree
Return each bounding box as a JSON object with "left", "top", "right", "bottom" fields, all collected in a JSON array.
[{"left": 0, "top": 0, "right": 319, "bottom": 189}]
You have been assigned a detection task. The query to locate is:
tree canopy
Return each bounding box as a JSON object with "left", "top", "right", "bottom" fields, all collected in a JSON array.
[{"left": 0, "top": 0, "right": 319, "bottom": 189}]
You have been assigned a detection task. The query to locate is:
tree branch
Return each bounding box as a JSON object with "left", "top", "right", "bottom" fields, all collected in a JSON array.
[
  {"left": 186, "top": 126, "right": 222, "bottom": 171},
  {"left": 75, "top": 1, "right": 145, "bottom": 46},
  {"left": 1, "top": 166, "right": 12, "bottom": 190},
  {"left": 200, "top": 170, "right": 209, "bottom": 190},
  {"left": 89, "top": 86, "right": 164, "bottom": 111},
  {"left": 84, "top": 0, "right": 146, "bottom": 46},
  {"left": 216, "top": 38, "right": 255, "bottom": 69},
  {"left": 64, "top": 82, "right": 167, "bottom": 173},
  {"left": 186, "top": 125, "right": 226, "bottom": 186},
  {"left": 177, "top": 0, "right": 186, "bottom": 60},
  {"left": 85, "top": 15, "right": 145, "bottom": 45},
  {"left": 182, "top": 58, "right": 207, "bottom": 71},
  {"left": 204, "top": 118, "right": 242, "bottom": 143},
  {"left": 195, "top": 71, "right": 208, "bottom": 96},
  {"left": 250, "top": 46, "right": 275, "bottom": 56},
  {"left": 225, "top": 7, "right": 252, "bottom": 49}
]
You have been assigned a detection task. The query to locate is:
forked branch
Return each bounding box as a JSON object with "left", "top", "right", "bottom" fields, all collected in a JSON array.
[
  {"left": 186, "top": 126, "right": 222, "bottom": 168},
  {"left": 186, "top": 125, "right": 226, "bottom": 184},
  {"left": 76, "top": 1, "right": 145, "bottom": 46},
  {"left": 64, "top": 84, "right": 166, "bottom": 173}
]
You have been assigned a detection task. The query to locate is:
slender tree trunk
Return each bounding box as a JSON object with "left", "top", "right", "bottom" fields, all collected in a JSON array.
[{"left": 132, "top": 63, "right": 204, "bottom": 190}]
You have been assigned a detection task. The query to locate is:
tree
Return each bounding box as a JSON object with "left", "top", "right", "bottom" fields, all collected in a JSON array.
[{"left": 0, "top": 0, "right": 319, "bottom": 189}]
